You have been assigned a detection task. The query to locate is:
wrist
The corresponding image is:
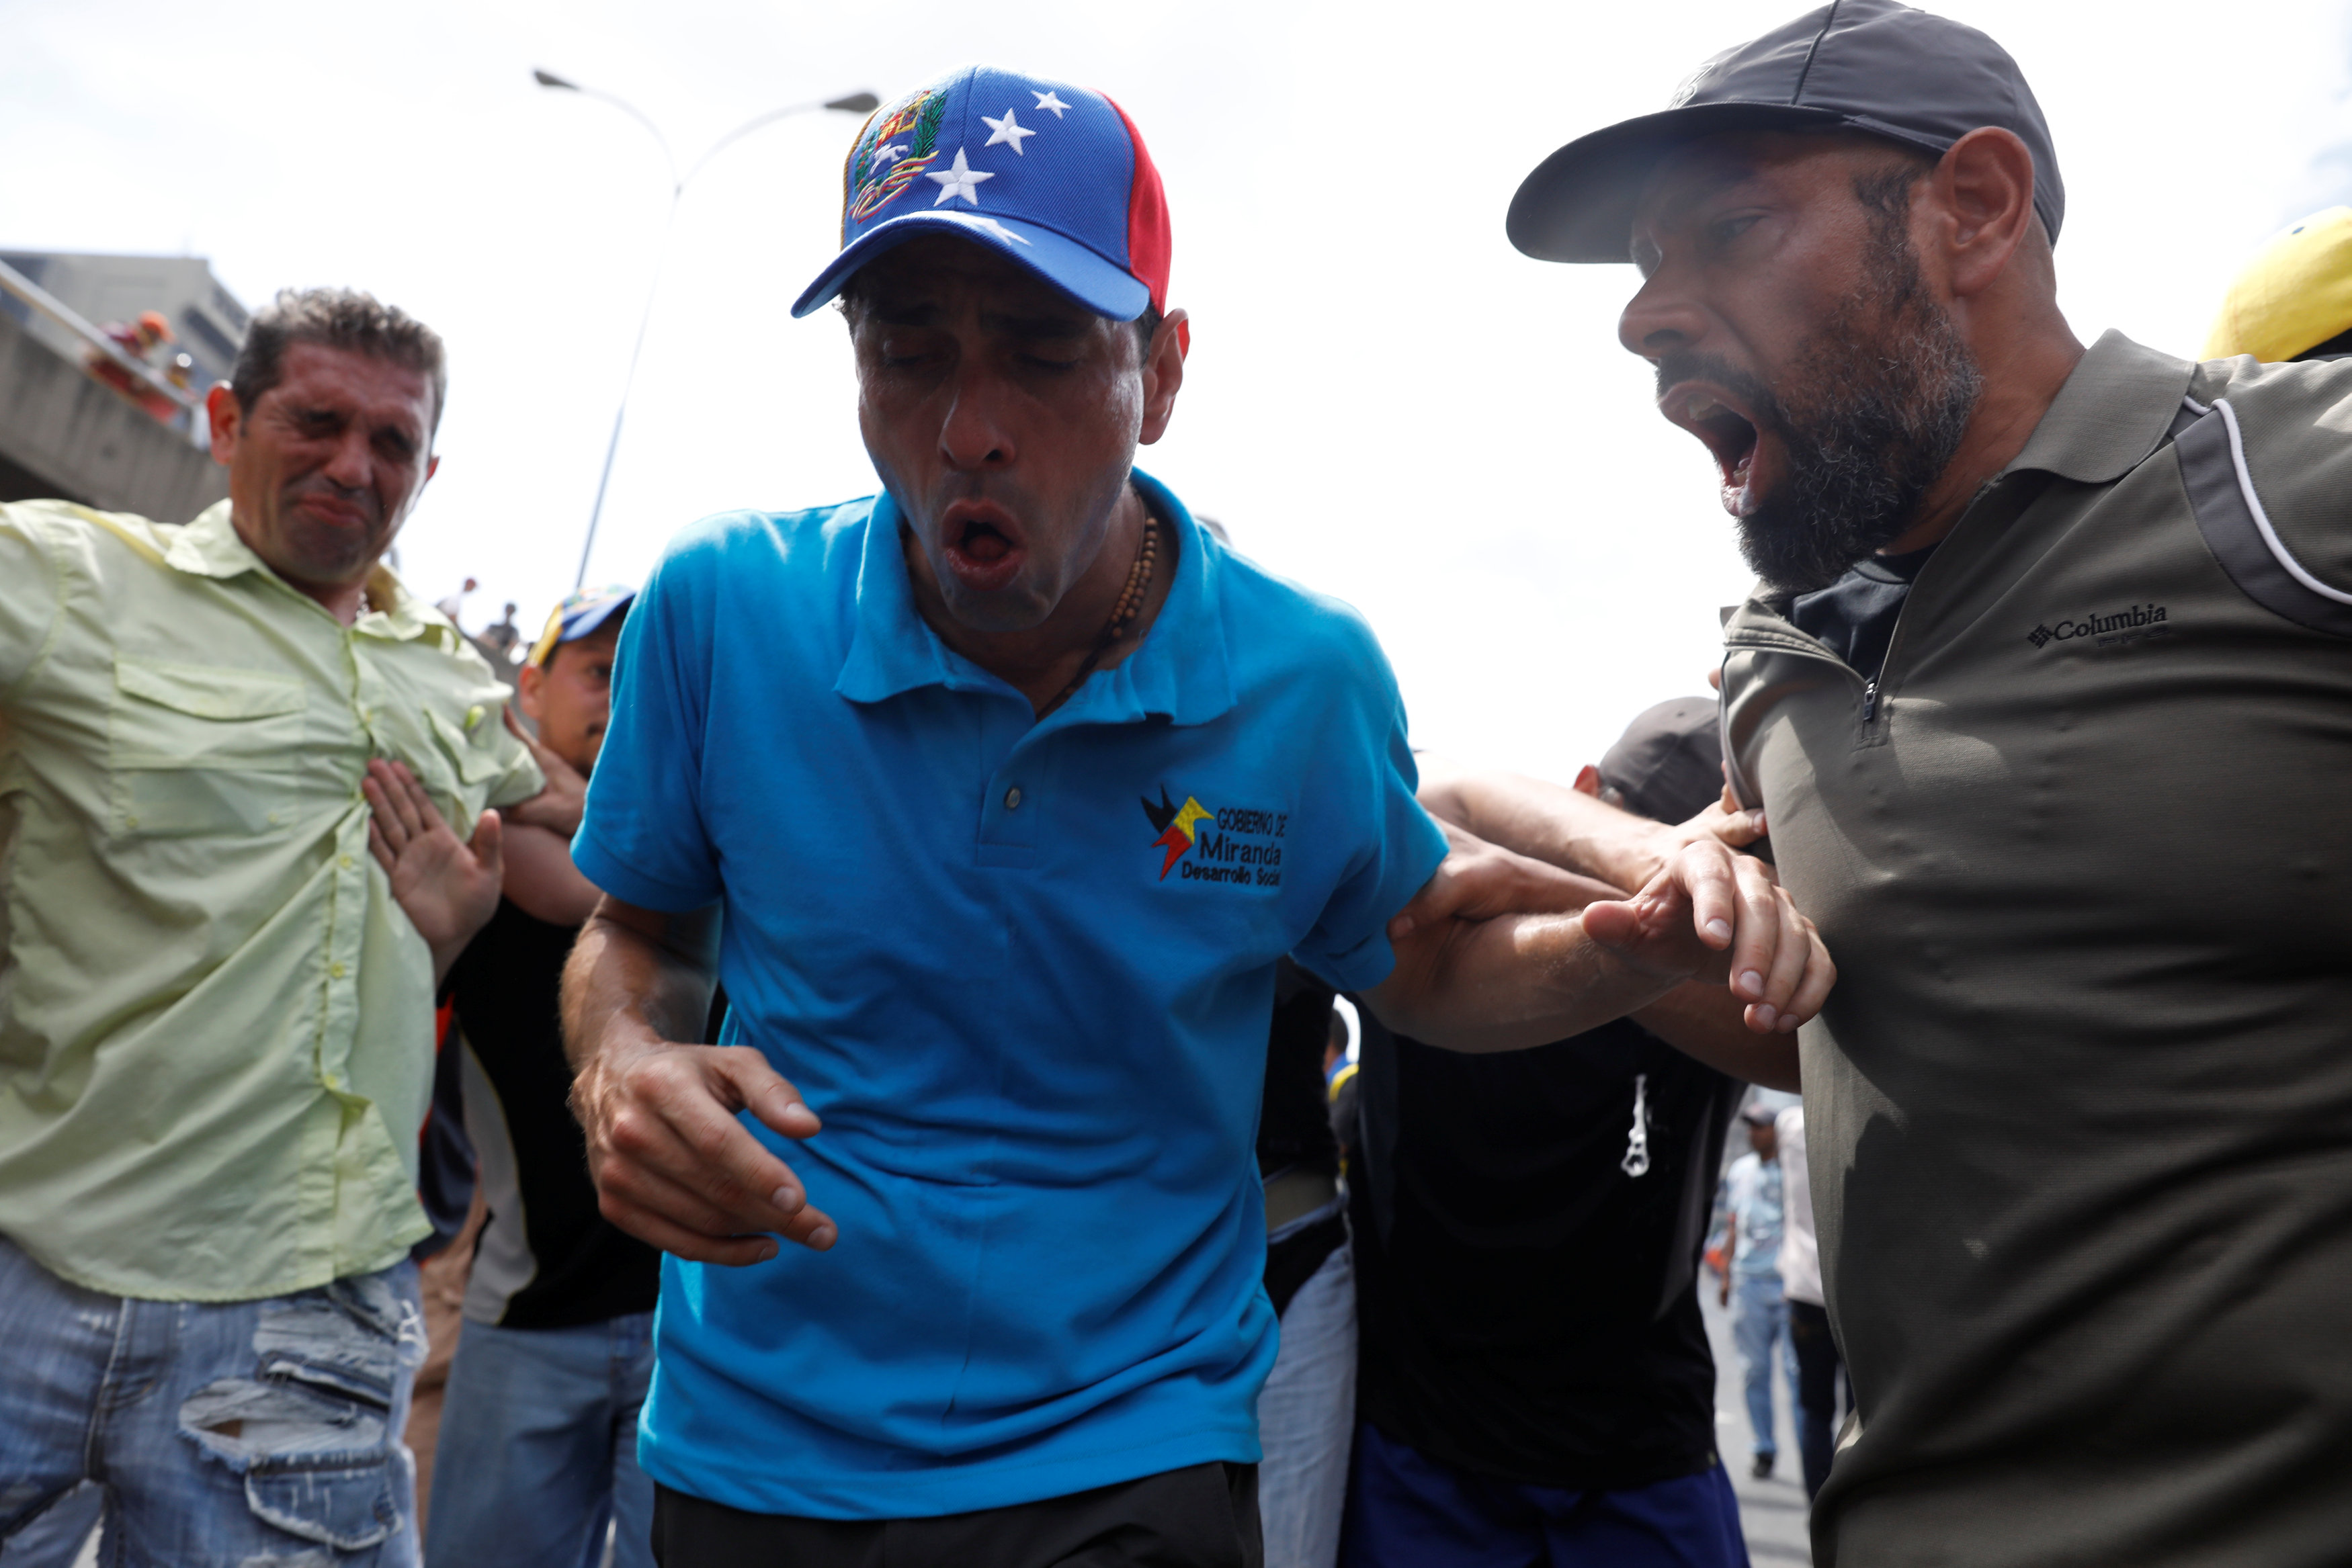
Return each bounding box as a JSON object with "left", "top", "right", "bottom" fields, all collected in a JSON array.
[{"left": 1573, "top": 822, "right": 1676, "bottom": 893}]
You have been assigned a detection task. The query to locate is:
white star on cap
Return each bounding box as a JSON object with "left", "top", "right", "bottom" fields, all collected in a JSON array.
[
  {"left": 1031, "top": 89, "right": 1071, "bottom": 118},
  {"left": 981, "top": 107, "right": 1036, "bottom": 155},
  {"left": 927, "top": 147, "right": 993, "bottom": 206}
]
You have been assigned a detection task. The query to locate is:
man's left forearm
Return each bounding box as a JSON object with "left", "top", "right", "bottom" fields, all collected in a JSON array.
[
  {"left": 1418, "top": 754, "right": 1672, "bottom": 891},
  {"left": 1368, "top": 832, "right": 1832, "bottom": 1059},
  {"left": 1363, "top": 910, "right": 1686, "bottom": 1054}
]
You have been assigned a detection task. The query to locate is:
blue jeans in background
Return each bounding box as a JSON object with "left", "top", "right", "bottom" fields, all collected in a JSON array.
[
  {"left": 0, "top": 1233, "right": 423, "bottom": 1567},
  {"left": 424, "top": 1313, "right": 656, "bottom": 1568},
  {"left": 1730, "top": 1271, "right": 1795, "bottom": 1461},
  {"left": 1256, "top": 1206, "right": 1355, "bottom": 1568},
  {"left": 1339, "top": 1420, "right": 1749, "bottom": 1568}
]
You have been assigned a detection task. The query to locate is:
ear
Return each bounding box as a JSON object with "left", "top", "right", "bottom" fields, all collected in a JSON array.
[
  {"left": 1930, "top": 127, "right": 2037, "bottom": 300},
  {"left": 1138, "top": 307, "right": 1188, "bottom": 446},
  {"left": 1572, "top": 765, "right": 1605, "bottom": 798},
  {"left": 516, "top": 661, "right": 546, "bottom": 722},
  {"left": 206, "top": 382, "right": 241, "bottom": 466}
]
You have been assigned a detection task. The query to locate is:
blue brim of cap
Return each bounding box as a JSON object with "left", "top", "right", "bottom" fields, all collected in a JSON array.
[
  {"left": 560, "top": 592, "right": 634, "bottom": 644},
  {"left": 790, "top": 209, "right": 1150, "bottom": 322}
]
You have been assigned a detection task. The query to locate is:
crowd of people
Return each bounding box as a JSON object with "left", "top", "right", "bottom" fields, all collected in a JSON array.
[{"left": 4, "top": 2, "right": 2352, "bottom": 1566}]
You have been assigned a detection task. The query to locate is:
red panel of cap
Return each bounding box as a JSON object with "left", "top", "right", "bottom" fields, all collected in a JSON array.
[{"left": 1104, "top": 95, "right": 1171, "bottom": 315}]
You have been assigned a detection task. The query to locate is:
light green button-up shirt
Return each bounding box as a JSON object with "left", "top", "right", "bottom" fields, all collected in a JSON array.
[{"left": 0, "top": 498, "right": 542, "bottom": 1301}]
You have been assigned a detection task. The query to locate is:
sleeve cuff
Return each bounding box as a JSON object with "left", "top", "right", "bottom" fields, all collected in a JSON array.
[{"left": 572, "top": 830, "right": 720, "bottom": 914}]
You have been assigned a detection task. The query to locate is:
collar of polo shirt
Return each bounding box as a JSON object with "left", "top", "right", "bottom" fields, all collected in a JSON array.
[{"left": 163, "top": 499, "right": 448, "bottom": 647}]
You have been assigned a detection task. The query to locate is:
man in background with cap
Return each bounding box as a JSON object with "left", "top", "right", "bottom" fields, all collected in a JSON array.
[
  {"left": 1339, "top": 699, "right": 1751, "bottom": 1568},
  {"left": 426, "top": 586, "right": 665, "bottom": 1568},
  {"left": 560, "top": 66, "right": 1829, "bottom": 1567},
  {"left": 1501, "top": 1, "right": 2352, "bottom": 1561}
]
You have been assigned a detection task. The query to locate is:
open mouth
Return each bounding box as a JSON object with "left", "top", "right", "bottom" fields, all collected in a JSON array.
[
  {"left": 1661, "top": 382, "right": 1767, "bottom": 519},
  {"left": 939, "top": 501, "right": 1028, "bottom": 591}
]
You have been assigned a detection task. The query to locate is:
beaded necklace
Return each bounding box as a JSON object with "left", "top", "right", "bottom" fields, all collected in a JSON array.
[{"left": 1037, "top": 507, "right": 1160, "bottom": 718}]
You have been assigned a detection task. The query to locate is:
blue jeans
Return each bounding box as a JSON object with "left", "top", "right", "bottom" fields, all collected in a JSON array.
[
  {"left": 1340, "top": 1420, "right": 1749, "bottom": 1568},
  {"left": 0, "top": 1233, "right": 423, "bottom": 1567},
  {"left": 1731, "top": 1272, "right": 1794, "bottom": 1459},
  {"left": 1257, "top": 1209, "right": 1354, "bottom": 1568},
  {"left": 424, "top": 1314, "right": 655, "bottom": 1568}
]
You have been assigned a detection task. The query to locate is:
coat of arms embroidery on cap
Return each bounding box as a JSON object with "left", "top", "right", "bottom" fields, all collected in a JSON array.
[{"left": 847, "top": 90, "right": 951, "bottom": 223}]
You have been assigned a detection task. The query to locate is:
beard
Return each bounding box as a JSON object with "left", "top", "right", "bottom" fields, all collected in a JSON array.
[{"left": 1662, "top": 225, "right": 1984, "bottom": 595}]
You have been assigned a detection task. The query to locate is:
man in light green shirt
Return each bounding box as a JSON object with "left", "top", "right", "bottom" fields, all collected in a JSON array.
[{"left": 0, "top": 288, "right": 564, "bottom": 1565}]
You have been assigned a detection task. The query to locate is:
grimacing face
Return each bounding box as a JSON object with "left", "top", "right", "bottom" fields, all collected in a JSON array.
[
  {"left": 208, "top": 341, "right": 440, "bottom": 595},
  {"left": 847, "top": 234, "right": 1181, "bottom": 634},
  {"left": 1620, "top": 132, "right": 1982, "bottom": 593}
]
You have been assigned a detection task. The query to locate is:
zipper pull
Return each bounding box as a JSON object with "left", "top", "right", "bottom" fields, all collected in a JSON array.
[{"left": 1861, "top": 679, "right": 1880, "bottom": 722}]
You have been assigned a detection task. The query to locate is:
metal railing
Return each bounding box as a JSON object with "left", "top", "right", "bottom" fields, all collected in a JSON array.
[{"left": 0, "top": 255, "right": 209, "bottom": 447}]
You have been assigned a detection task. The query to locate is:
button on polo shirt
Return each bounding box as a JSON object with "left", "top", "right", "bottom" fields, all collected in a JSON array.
[
  {"left": 0, "top": 499, "right": 542, "bottom": 1302},
  {"left": 573, "top": 470, "right": 1447, "bottom": 1520}
]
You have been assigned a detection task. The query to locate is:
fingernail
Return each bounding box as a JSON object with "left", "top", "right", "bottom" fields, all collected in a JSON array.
[
  {"left": 1753, "top": 1003, "right": 1778, "bottom": 1029},
  {"left": 1392, "top": 916, "right": 1415, "bottom": 938},
  {"left": 810, "top": 1225, "right": 837, "bottom": 1250},
  {"left": 757, "top": 1243, "right": 779, "bottom": 1262},
  {"left": 1779, "top": 1014, "right": 1801, "bottom": 1034},
  {"left": 1706, "top": 918, "right": 1732, "bottom": 943},
  {"left": 771, "top": 1185, "right": 802, "bottom": 1212},
  {"left": 1738, "top": 969, "right": 1764, "bottom": 997}
]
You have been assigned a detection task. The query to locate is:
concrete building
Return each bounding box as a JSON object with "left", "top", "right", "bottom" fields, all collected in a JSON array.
[{"left": 0, "top": 251, "right": 244, "bottom": 521}]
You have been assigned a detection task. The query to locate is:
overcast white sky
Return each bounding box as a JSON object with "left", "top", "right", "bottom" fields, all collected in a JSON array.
[{"left": 5, "top": 0, "right": 2349, "bottom": 781}]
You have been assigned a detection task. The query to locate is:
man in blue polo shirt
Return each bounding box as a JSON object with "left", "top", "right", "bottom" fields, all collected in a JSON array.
[{"left": 561, "top": 67, "right": 1831, "bottom": 1567}]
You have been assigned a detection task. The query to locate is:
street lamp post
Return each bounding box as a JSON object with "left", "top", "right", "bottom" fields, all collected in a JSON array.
[{"left": 536, "top": 70, "right": 879, "bottom": 589}]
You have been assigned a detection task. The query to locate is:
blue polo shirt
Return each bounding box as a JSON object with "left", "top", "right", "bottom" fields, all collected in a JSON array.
[{"left": 573, "top": 470, "right": 1447, "bottom": 1520}]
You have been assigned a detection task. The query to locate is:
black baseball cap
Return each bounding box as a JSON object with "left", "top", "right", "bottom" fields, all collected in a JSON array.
[
  {"left": 1597, "top": 697, "right": 1724, "bottom": 826},
  {"left": 1507, "top": 0, "right": 2064, "bottom": 265}
]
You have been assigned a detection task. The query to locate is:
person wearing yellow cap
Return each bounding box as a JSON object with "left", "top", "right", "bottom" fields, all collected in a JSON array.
[
  {"left": 427, "top": 583, "right": 664, "bottom": 1568},
  {"left": 2204, "top": 206, "right": 2352, "bottom": 364}
]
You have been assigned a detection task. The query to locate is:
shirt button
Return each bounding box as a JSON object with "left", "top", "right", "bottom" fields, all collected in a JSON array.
[
  {"left": 339, "top": 855, "right": 355, "bottom": 871},
  {"left": 329, "top": 962, "right": 347, "bottom": 979},
  {"left": 1003, "top": 786, "right": 1023, "bottom": 810}
]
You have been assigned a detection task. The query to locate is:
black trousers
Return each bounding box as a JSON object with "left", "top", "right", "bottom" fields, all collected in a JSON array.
[
  {"left": 1787, "top": 1299, "right": 1845, "bottom": 1501},
  {"left": 652, "top": 1462, "right": 1262, "bottom": 1568}
]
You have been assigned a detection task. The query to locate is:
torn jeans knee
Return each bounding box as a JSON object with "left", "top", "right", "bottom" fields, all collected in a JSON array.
[{"left": 177, "top": 1274, "right": 425, "bottom": 1553}]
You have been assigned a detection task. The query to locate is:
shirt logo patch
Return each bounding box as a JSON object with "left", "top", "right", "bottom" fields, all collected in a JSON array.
[
  {"left": 2027, "top": 602, "right": 2169, "bottom": 650},
  {"left": 1141, "top": 785, "right": 1287, "bottom": 888}
]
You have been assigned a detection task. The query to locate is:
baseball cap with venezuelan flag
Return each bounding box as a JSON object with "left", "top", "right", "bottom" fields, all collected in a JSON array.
[{"left": 790, "top": 65, "right": 1172, "bottom": 323}]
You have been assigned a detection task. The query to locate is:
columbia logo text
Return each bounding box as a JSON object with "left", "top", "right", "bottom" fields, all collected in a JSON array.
[{"left": 2027, "top": 603, "right": 2169, "bottom": 650}]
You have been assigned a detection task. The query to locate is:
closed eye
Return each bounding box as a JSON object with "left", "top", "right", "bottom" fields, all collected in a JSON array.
[{"left": 1710, "top": 213, "right": 1763, "bottom": 247}]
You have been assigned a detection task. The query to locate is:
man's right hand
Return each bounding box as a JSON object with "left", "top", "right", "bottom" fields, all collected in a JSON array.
[
  {"left": 1581, "top": 840, "right": 1832, "bottom": 1034},
  {"left": 571, "top": 1030, "right": 838, "bottom": 1265},
  {"left": 1667, "top": 785, "right": 1767, "bottom": 859}
]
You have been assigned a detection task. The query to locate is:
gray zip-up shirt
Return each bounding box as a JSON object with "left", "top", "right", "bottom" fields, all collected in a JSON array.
[{"left": 1721, "top": 331, "right": 2352, "bottom": 1568}]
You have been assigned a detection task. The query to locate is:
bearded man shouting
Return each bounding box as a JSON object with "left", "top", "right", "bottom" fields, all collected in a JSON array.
[{"left": 1500, "top": 3, "right": 2352, "bottom": 1565}]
